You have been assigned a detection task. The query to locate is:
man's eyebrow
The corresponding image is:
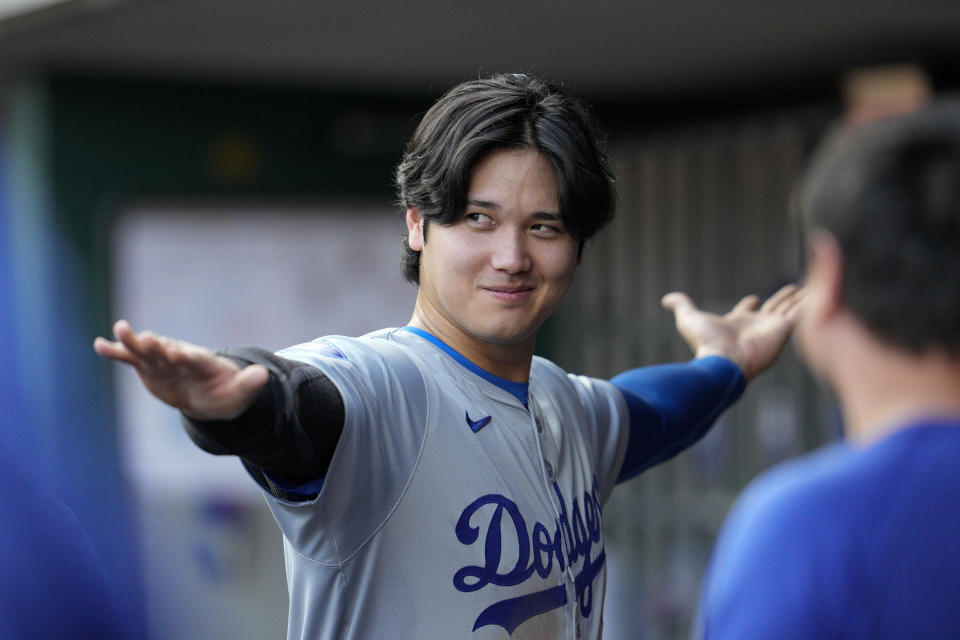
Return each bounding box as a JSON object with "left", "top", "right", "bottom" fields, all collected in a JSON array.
[
  {"left": 466, "top": 200, "right": 562, "bottom": 220},
  {"left": 467, "top": 200, "right": 561, "bottom": 218},
  {"left": 466, "top": 199, "right": 501, "bottom": 209},
  {"left": 533, "top": 212, "right": 563, "bottom": 221}
]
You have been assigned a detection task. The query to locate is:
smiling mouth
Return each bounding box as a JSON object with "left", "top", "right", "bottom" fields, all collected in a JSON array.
[{"left": 483, "top": 286, "right": 535, "bottom": 302}]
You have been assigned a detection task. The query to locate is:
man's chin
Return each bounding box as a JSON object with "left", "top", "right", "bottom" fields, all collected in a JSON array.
[{"left": 473, "top": 327, "right": 536, "bottom": 349}]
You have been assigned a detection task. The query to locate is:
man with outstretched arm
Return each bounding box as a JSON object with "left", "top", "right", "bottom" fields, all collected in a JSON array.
[
  {"left": 95, "top": 73, "right": 802, "bottom": 640},
  {"left": 697, "top": 100, "right": 960, "bottom": 639}
]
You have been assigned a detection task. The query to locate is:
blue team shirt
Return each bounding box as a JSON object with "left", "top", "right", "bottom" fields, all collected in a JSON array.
[{"left": 699, "top": 419, "right": 960, "bottom": 639}]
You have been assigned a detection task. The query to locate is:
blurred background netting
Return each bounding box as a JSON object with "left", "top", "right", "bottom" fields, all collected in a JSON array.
[{"left": 0, "top": 2, "right": 958, "bottom": 638}]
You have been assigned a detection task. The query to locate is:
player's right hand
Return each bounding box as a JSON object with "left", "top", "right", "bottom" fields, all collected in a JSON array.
[{"left": 93, "top": 320, "right": 269, "bottom": 422}]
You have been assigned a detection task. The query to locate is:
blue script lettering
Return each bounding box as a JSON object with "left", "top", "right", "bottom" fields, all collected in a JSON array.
[
  {"left": 453, "top": 495, "right": 536, "bottom": 592},
  {"left": 453, "top": 476, "right": 606, "bottom": 633}
]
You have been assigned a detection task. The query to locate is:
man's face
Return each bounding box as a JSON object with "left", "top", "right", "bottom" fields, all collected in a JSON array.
[{"left": 407, "top": 147, "right": 579, "bottom": 356}]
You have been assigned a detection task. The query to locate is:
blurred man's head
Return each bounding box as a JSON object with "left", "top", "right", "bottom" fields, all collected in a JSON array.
[
  {"left": 796, "top": 101, "right": 960, "bottom": 373},
  {"left": 395, "top": 73, "right": 615, "bottom": 285}
]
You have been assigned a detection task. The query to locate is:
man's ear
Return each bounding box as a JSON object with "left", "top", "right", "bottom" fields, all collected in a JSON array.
[
  {"left": 406, "top": 208, "right": 424, "bottom": 251},
  {"left": 806, "top": 230, "right": 845, "bottom": 320}
]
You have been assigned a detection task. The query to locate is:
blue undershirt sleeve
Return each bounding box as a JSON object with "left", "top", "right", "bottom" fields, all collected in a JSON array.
[{"left": 611, "top": 356, "right": 745, "bottom": 484}]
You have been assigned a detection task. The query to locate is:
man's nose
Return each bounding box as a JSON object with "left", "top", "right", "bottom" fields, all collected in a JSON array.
[{"left": 490, "top": 231, "right": 532, "bottom": 274}]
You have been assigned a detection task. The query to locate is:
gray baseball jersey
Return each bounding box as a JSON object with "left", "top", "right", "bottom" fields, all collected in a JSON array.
[{"left": 261, "top": 326, "right": 630, "bottom": 640}]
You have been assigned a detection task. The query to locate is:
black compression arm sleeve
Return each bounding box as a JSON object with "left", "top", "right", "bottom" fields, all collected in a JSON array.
[{"left": 180, "top": 347, "right": 344, "bottom": 485}]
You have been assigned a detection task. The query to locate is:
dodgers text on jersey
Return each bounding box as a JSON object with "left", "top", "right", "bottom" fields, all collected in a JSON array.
[{"left": 453, "top": 476, "right": 605, "bottom": 635}]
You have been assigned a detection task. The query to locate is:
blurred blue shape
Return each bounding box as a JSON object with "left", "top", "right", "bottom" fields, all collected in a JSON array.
[
  {"left": 0, "top": 128, "right": 138, "bottom": 639},
  {"left": 0, "top": 440, "right": 132, "bottom": 639},
  {"left": 0, "top": 128, "right": 31, "bottom": 465}
]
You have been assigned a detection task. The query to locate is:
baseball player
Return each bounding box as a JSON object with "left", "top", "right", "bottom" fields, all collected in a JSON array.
[
  {"left": 94, "top": 74, "right": 802, "bottom": 640},
  {"left": 697, "top": 101, "right": 960, "bottom": 639}
]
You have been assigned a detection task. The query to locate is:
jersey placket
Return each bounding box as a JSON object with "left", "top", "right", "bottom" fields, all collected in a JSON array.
[{"left": 529, "top": 390, "right": 583, "bottom": 639}]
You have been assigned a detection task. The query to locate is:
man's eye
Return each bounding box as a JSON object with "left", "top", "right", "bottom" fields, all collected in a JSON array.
[
  {"left": 467, "top": 213, "right": 493, "bottom": 224},
  {"left": 532, "top": 223, "right": 563, "bottom": 234}
]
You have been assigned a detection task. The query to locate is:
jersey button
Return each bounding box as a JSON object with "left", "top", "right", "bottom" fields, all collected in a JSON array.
[
  {"left": 536, "top": 419, "right": 543, "bottom": 434},
  {"left": 545, "top": 461, "right": 554, "bottom": 478}
]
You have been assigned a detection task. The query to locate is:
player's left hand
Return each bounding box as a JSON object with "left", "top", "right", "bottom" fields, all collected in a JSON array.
[{"left": 661, "top": 284, "right": 805, "bottom": 381}]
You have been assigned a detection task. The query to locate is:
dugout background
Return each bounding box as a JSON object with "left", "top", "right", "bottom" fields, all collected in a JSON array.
[{"left": 0, "top": 2, "right": 959, "bottom": 638}]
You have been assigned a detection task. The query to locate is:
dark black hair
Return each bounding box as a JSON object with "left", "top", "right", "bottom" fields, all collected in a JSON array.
[
  {"left": 798, "top": 99, "right": 960, "bottom": 355},
  {"left": 395, "top": 73, "right": 615, "bottom": 284}
]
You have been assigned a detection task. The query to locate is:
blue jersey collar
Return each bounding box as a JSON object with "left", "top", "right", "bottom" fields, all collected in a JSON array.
[{"left": 401, "top": 326, "right": 529, "bottom": 405}]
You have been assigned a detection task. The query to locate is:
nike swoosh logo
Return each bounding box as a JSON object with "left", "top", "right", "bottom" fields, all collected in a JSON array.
[{"left": 465, "top": 411, "right": 492, "bottom": 433}]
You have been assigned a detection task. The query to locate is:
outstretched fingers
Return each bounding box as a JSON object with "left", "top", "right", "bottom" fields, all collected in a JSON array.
[
  {"left": 95, "top": 320, "right": 189, "bottom": 374},
  {"left": 779, "top": 287, "right": 807, "bottom": 319},
  {"left": 92, "top": 319, "right": 145, "bottom": 366},
  {"left": 111, "top": 319, "right": 155, "bottom": 364},
  {"left": 92, "top": 334, "right": 138, "bottom": 366},
  {"left": 761, "top": 284, "right": 804, "bottom": 316},
  {"left": 166, "top": 339, "right": 225, "bottom": 377},
  {"left": 661, "top": 291, "right": 698, "bottom": 318},
  {"left": 732, "top": 294, "right": 761, "bottom": 315},
  {"left": 137, "top": 330, "right": 173, "bottom": 367}
]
